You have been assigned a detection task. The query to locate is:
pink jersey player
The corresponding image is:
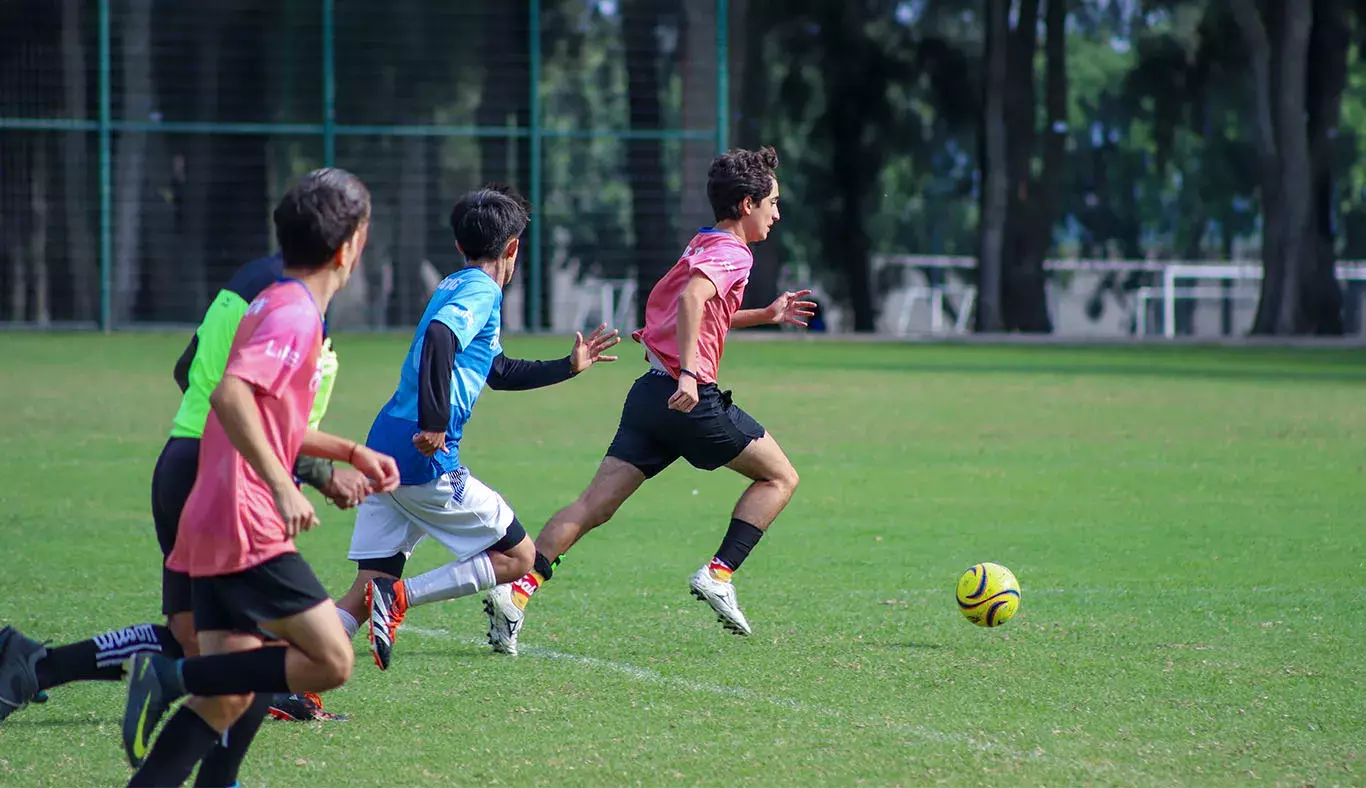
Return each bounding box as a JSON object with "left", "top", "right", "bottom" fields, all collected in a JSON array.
[
  {"left": 632, "top": 229, "right": 753, "bottom": 384},
  {"left": 168, "top": 280, "right": 324, "bottom": 578},
  {"left": 487, "top": 146, "right": 817, "bottom": 657}
]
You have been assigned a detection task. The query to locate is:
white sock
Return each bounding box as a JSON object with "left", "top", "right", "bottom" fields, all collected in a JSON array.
[
  {"left": 404, "top": 553, "right": 497, "bottom": 608},
  {"left": 337, "top": 607, "right": 359, "bottom": 639}
]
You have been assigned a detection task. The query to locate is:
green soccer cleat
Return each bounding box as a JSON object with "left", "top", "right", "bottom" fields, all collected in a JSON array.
[{"left": 122, "top": 653, "right": 183, "bottom": 768}]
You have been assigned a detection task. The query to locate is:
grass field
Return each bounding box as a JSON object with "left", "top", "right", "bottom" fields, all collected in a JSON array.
[{"left": 0, "top": 332, "right": 1363, "bottom": 786}]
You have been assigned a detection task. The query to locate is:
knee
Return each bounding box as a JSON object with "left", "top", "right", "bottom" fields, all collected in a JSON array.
[
  {"left": 317, "top": 640, "right": 354, "bottom": 690},
  {"left": 772, "top": 463, "right": 799, "bottom": 497}
]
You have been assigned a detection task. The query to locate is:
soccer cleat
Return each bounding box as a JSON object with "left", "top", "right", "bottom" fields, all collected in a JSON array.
[
  {"left": 268, "top": 692, "right": 348, "bottom": 722},
  {"left": 0, "top": 626, "right": 47, "bottom": 724},
  {"left": 122, "top": 653, "right": 183, "bottom": 768},
  {"left": 483, "top": 584, "right": 523, "bottom": 657},
  {"left": 366, "top": 577, "right": 407, "bottom": 671},
  {"left": 689, "top": 567, "right": 752, "bottom": 636}
]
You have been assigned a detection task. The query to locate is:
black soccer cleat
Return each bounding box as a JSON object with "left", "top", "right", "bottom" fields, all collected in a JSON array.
[
  {"left": 268, "top": 692, "right": 348, "bottom": 722},
  {"left": 122, "top": 653, "right": 183, "bottom": 768},
  {"left": 0, "top": 626, "right": 48, "bottom": 724}
]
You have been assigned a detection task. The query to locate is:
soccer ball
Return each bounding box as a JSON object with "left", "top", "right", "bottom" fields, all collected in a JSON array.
[{"left": 956, "top": 562, "right": 1021, "bottom": 627}]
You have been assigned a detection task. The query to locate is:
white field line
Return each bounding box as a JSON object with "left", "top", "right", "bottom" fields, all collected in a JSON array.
[{"left": 400, "top": 625, "right": 1024, "bottom": 758}]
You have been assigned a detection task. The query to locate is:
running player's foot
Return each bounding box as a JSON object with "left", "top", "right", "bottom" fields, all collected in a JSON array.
[
  {"left": 484, "top": 584, "right": 523, "bottom": 657},
  {"left": 0, "top": 626, "right": 47, "bottom": 724},
  {"left": 367, "top": 577, "right": 407, "bottom": 671},
  {"left": 689, "top": 568, "right": 752, "bottom": 636},
  {"left": 268, "top": 692, "right": 348, "bottom": 722},
  {"left": 122, "top": 653, "right": 184, "bottom": 768}
]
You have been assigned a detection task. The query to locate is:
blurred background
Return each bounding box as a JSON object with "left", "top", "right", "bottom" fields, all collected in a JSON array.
[{"left": 1, "top": 0, "right": 1364, "bottom": 339}]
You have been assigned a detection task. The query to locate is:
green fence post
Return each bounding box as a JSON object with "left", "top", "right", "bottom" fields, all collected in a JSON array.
[
  {"left": 528, "top": 0, "right": 543, "bottom": 331},
  {"left": 716, "top": 0, "right": 729, "bottom": 155},
  {"left": 98, "top": 0, "right": 112, "bottom": 332},
  {"left": 322, "top": 0, "right": 336, "bottom": 166}
]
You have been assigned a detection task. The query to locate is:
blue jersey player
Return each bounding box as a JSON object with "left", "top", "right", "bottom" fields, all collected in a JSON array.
[{"left": 333, "top": 185, "right": 620, "bottom": 670}]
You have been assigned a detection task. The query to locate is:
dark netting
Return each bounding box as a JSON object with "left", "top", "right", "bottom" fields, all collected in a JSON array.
[{"left": 0, "top": 0, "right": 724, "bottom": 329}]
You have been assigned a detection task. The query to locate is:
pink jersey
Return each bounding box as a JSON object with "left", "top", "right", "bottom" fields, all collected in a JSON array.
[
  {"left": 632, "top": 229, "right": 752, "bottom": 384},
  {"left": 168, "top": 280, "right": 324, "bottom": 578}
]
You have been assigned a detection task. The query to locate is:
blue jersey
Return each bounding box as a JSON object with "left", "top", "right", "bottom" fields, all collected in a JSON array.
[{"left": 366, "top": 268, "right": 503, "bottom": 485}]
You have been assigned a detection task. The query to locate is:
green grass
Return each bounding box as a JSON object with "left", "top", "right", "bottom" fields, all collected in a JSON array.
[{"left": 0, "top": 333, "right": 1363, "bottom": 786}]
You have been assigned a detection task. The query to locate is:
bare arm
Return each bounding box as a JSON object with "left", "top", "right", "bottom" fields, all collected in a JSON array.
[
  {"left": 676, "top": 274, "right": 718, "bottom": 376},
  {"left": 209, "top": 375, "right": 296, "bottom": 493},
  {"left": 730, "top": 309, "right": 774, "bottom": 329},
  {"left": 300, "top": 429, "right": 361, "bottom": 463}
]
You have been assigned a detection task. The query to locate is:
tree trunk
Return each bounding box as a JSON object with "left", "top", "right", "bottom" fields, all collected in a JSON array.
[
  {"left": 1300, "top": 0, "right": 1347, "bottom": 334},
  {"left": 1232, "top": 0, "right": 1285, "bottom": 334},
  {"left": 112, "top": 0, "right": 154, "bottom": 325},
  {"left": 30, "top": 139, "right": 50, "bottom": 324},
  {"left": 475, "top": 3, "right": 535, "bottom": 327},
  {"left": 734, "top": 0, "right": 782, "bottom": 316},
  {"left": 1272, "top": 0, "right": 1314, "bottom": 333},
  {"left": 624, "top": 0, "right": 673, "bottom": 328},
  {"left": 397, "top": 137, "right": 428, "bottom": 324},
  {"left": 976, "top": 0, "right": 1010, "bottom": 331},
  {"left": 61, "top": 0, "right": 96, "bottom": 323},
  {"left": 180, "top": 7, "right": 221, "bottom": 319},
  {"left": 678, "top": 0, "right": 717, "bottom": 246}
]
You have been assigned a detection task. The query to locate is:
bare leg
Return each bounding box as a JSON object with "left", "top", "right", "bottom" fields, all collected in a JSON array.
[
  {"left": 534, "top": 457, "right": 646, "bottom": 560},
  {"left": 726, "top": 432, "right": 800, "bottom": 529}
]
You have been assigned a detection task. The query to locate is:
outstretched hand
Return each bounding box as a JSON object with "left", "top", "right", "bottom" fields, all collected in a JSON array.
[
  {"left": 570, "top": 323, "right": 621, "bottom": 373},
  {"left": 766, "top": 289, "right": 817, "bottom": 328}
]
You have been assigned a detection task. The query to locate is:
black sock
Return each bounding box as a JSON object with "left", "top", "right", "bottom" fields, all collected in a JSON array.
[
  {"left": 193, "top": 693, "right": 271, "bottom": 787},
  {"left": 181, "top": 646, "right": 291, "bottom": 696},
  {"left": 128, "top": 706, "right": 222, "bottom": 787},
  {"left": 533, "top": 551, "right": 555, "bottom": 581},
  {"left": 36, "top": 623, "right": 184, "bottom": 691},
  {"left": 713, "top": 518, "right": 765, "bottom": 573}
]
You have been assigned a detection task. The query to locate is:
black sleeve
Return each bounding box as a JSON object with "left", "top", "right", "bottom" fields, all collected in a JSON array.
[
  {"left": 419, "top": 320, "right": 457, "bottom": 432},
  {"left": 173, "top": 334, "right": 198, "bottom": 393},
  {"left": 487, "top": 352, "right": 576, "bottom": 391},
  {"left": 293, "top": 455, "right": 334, "bottom": 491}
]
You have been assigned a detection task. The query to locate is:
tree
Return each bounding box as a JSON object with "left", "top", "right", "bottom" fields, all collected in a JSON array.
[
  {"left": 977, "top": 0, "right": 1067, "bottom": 332},
  {"left": 1231, "top": 0, "right": 1347, "bottom": 334},
  {"left": 623, "top": 0, "right": 674, "bottom": 327}
]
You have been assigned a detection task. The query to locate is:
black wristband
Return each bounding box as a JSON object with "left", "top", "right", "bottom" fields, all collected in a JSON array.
[{"left": 679, "top": 367, "right": 699, "bottom": 380}]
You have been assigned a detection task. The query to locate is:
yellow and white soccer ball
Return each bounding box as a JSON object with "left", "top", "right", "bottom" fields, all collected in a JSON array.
[{"left": 956, "top": 562, "right": 1021, "bottom": 627}]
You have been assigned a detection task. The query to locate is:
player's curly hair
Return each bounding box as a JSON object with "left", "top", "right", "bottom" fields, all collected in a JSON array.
[{"left": 707, "top": 146, "right": 779, "bottom": 222}]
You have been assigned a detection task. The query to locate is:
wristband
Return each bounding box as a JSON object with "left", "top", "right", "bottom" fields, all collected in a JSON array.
[
  {"left": 348, "top": 442, "right": 359, "bottom": 465},
  {"left": 679, "top": 367, "right": 699, "bottom": 380}
]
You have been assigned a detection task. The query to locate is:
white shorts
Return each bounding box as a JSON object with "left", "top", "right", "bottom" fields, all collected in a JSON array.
[{"left": 347, "top": 468, "right": 515, "bottom": 563}]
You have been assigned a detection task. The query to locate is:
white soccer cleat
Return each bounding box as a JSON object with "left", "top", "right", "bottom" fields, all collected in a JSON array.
[
  {"left": 689, "top": 568, "right": 752, "bottom": 636},
  {"left": 483, "top": 584, "right": 523, "bottom": 656}
]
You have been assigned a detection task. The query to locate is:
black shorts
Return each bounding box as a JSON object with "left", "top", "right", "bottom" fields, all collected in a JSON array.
[
  {"left": 606, "top": 370, "right": 766, "bottom": 479},
  {"left": 151, "top": 436, "right": 200, "bottom": 616},
  {"left": 192, "top": 552, "right": 330, "bottom": 635}
]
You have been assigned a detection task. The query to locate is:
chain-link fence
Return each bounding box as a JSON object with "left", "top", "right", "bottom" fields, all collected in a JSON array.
[{"left": 0, "top": 0, "right": 729, "bottom": 331}]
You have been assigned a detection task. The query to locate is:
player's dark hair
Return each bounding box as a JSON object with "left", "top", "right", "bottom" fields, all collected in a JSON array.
[
  {"left": 449, "top": 184, "right": 532, "bottom": 263},
  {"left": 707, "top": 146, "right": 779, "bottom": 221},
  {"left": 272, "top": 168, "right": 371, "bottom": 270}
]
